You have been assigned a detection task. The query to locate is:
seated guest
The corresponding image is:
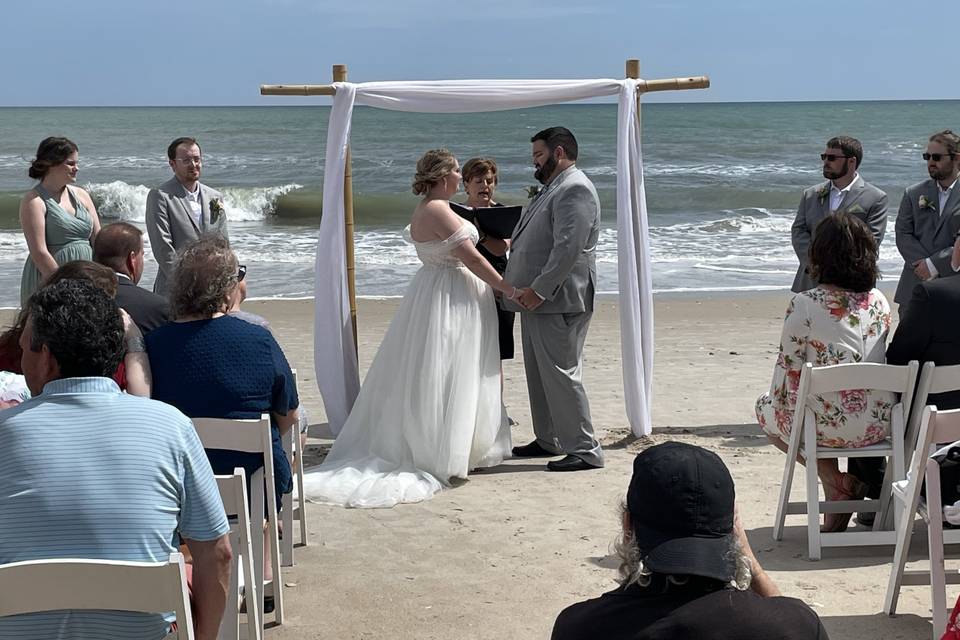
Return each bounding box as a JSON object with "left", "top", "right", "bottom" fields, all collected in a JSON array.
[
  {"left": 227, "top": 263, "right": 271, "bottom": 331},
  {"left": 887, "top": 234, "right": 960, "bottom": 409},
  {"left": 94, "top": 221, "right": 170, "bottom": 333},
  {"left": 0, "top": 261, "right": 152, "bottom": 397},
  {"left": 756, "top": 212, "right": 895, "bottom": 532},
  {"left": 0, "top": 280, "right": 231, "bottom": 639},
  {"left": 147, "top": 235, "right": 299, "bottom": 511},
  {"left": 552, "top": 442, "right": 827, "bottom": 639}
]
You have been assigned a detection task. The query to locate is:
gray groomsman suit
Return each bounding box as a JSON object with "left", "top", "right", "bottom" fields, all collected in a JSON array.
[
  {"left": 790, "top": 175, "right": 888, "bottom": 292},
  {"left": 145, "top": 177, "right": 229, "bottom": 297},
  {"left": 501, "top": 165, "right": 603, "bottom": 467},
  {"left": 894, "top": 178, "right": 960, "bottom": 304}
]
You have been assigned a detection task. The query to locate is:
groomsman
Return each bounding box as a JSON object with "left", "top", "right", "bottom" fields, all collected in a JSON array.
[
  {"left": 894, "top": 129, "right": 960, "bottom": 310},
  {"left": 503, "top": 127, "right": 603, "bottom": 472},
  {"left": 790, "top": 136, "right": 888, "bottom": 292},
  {"left": 145, "top": 137, "right": 228, "bottom": 297}
]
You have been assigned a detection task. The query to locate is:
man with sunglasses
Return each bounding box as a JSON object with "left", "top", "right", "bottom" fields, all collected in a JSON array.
[
  {"left": 893, "top": 130, "right": 960, "bottom": 312},
  {"left": 790, "top": 136, "right": 888, "bottom": 293}
]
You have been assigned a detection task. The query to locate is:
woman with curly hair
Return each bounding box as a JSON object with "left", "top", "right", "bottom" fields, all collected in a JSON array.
[
  {"left": 756, "top": 212, "right": 896, "bottom": 532},
  {"left": 146, "top": 235, "right": 300, "bottom": 517}
]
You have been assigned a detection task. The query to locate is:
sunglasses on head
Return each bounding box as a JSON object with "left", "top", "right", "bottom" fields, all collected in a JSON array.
[
  {"left": 923, "top": 152, "right": 955, "bottom": 162},
  {"left": 237, "top": 265, "right": 247, "bottom": 282},
  {"left": 820, "top": 153, "right": 850, "bottom": 162}
]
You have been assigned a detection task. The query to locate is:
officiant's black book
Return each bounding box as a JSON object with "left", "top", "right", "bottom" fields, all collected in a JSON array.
[{"left": 449, "top": 202, "right": 523, "bottom": 240}]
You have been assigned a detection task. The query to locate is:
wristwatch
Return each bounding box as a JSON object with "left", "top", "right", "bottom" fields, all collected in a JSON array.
[{"left": 125, "top": 336, "right": 147, "bottom": 353}]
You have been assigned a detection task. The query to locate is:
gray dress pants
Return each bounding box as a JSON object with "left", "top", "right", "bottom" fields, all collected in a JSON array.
[{"left": 520, "top": 310, "right": 603, "bottom": 467}]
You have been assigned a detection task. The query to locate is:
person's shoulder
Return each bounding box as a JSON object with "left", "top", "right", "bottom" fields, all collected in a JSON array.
[
  {"left": 903, "top": 179, "right": 931, "bottom": 196},
  {"left": 551, "top": 594, "right": 609, "bottom": 640},
  {"left": 200, "top": 182, "right": 222, "bottom": 198},
  {"left": 154, "top": 177, "right": 181, "bottom": 196},
  {"left": 921, "top": 275, "right": 960, "bottom": 302},
  {"left": 20, "top": 188, "right": 43, "bottom": 209},
  {"left": 859, "top": 179, "right": 887, "bottom": 198}
]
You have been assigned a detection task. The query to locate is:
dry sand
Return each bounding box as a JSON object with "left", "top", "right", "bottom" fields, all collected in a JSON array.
[
  {"left": 241, "top": 285, "right": 934, "bottom": 640},
  {"left": 0, "top": 286, "right": 937, "bottom": 638}
]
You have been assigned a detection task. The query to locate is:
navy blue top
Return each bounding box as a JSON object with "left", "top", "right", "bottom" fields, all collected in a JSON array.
[{"left": 146, "top": 315, "right": 298, "bottom": 506}]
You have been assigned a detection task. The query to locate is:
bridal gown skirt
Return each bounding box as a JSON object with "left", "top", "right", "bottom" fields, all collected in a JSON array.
[{"left": 302, "top": 261, "right": 511, "bottom": 508}]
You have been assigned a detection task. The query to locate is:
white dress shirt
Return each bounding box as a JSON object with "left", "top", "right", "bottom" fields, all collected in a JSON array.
[
  {"left": 926, "top": 176, "right": 959, "bottom": 277},
  {"left": 829, "top": 173, "right": 860, "bottom": 212},
  {"left": 183, "top": 184, "right": 202, "bottom": 228}
]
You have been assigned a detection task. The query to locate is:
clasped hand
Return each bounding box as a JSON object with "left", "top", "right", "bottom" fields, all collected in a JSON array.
[{"left": 506, "top": 286, "right": 543, "bottom": 311}]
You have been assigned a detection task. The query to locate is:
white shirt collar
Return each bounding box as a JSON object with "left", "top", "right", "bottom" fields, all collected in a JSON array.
[{"left": 831, "top": 172, "right": 860, "bottom": 194}]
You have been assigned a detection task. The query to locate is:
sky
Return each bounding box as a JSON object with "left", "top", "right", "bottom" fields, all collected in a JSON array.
[{"left": 1, "top": 0, "right": 956, "bottom": 106}]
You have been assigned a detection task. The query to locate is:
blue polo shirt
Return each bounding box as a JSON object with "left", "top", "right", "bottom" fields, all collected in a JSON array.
[{"left": 0, "top": 377, "right": 229, "bottom": 639}]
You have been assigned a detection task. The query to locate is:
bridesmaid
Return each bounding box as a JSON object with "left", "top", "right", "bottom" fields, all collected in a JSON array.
[{"left": 19, "top": 137, "right": 101, "bottom": 305}]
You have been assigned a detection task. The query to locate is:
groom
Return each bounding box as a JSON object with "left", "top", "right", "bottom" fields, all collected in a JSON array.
[{"left": 502, "top": 127, "right": 603, "bottom": 472}]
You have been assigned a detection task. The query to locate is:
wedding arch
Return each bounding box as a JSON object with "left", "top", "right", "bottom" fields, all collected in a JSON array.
[{"left": 261, "top": 60, "right": 709, "bottom": 438}]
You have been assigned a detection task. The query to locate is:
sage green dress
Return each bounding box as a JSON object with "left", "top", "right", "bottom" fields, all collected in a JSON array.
[{"left": 19, "top": 185, "right": 94, "bottom": 305}]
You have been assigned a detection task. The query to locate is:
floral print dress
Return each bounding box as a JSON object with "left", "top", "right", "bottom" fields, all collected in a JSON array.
[{"left": 756, "top": 286, "right": 895, "bottom": 448}]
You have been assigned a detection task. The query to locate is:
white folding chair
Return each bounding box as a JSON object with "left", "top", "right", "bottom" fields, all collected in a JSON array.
[
  {"left": 216, "top": 469, "right": 261, "bottom": 640},
  {"left": 773, "top": 360, "right": 918, "bottom": 560},
  {"left": 281, "top": 369, "right": 308, "bottom": 567},
  {"left": 0, "top": 552, "right": 193, "bottom": 639},
  {"left": 904, "top": 364, "right": 960, "bottom": 471},
  {"left": 885, "top": 406, "right": 960, "bottom": 639},
  {"left": 193, "top": 416, "right": 284, "bottom": 627}
]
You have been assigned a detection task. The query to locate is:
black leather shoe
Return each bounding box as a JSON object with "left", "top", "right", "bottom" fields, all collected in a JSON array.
[
  {"left": 512, "top": 441, "right": 557, "bottom": 458},
  {"left": 547, "top": 455, "right": 601, "bottom": 472}
]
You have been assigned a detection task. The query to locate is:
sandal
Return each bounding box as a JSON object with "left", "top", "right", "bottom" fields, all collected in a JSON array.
[{"left": 822, "top": 473, "right": 868, "bottom": 533}]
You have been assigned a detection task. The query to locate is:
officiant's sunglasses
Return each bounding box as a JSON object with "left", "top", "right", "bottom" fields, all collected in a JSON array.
[
  {"left": 923, "top": 153, "right": 956, "bottom": 162},
  {"left": 237, "top": 265, "right": 247, "bottom": 282},
  {"left": 820, "top": 153, "right": 850, "bottom": 162}
]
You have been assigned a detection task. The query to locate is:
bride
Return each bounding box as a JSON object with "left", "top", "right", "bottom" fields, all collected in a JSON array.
[{"left": 302, "top": 149, "right": 521, "bottom": 508}]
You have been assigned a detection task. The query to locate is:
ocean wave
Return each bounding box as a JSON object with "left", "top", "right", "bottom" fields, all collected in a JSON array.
[
  {"left": 644, "top": 163, "right": 819, "bottom": 178},
  {"left": 86, "top": 181, "right": 303, "bottom": 222}
]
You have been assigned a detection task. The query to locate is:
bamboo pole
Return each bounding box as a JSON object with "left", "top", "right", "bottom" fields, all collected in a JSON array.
[
  {"left": 259, "top": 74, "right": 710, "bottom": 97},
  {"left": 331, "top": 63, "right": 359, "bottom": 354},
  {"left": 626, "top": 59, "right": 641, "bottom": 126}
]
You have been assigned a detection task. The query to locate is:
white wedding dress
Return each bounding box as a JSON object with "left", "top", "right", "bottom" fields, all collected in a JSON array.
[{"left": 302, "top": 221, "right": 511, "bottom": 508}]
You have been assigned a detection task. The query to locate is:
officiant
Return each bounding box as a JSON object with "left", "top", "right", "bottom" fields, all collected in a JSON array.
[{"left": 460, "top": 157, "right": 516, "bottom": 364}]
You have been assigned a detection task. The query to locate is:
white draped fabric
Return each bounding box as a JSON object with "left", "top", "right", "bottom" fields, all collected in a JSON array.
[{"left": 316, "top": 78, "right": 654, "bottom": 437}]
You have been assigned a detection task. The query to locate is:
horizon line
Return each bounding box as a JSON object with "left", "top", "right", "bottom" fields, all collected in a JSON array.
[{"left": 1, "top": 97, "right": 959, "bottom": 109}]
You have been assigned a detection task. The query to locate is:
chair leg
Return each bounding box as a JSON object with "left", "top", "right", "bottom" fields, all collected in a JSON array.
[
  {"left": 929, "top": 464, "right": 948, "bottom": 638},
  {"left": 774, "top": 425, "right": 803, "bottom": 541},
  {"left": 883, "top": 497, "right": 915, "bottom": 615},
  {"left": 281, "top": 493, "right": 294, "bottom": 567},
  {"left": 804, "top": 417, "right": 821, "bottom": 561},
  {"left": 297, "top": 450, "right": 308, "bottom": 547}
]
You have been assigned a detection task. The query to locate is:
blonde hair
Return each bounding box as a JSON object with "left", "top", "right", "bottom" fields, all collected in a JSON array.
[{"left": 412, "top": 148, "right": 457, "bottom": 195}]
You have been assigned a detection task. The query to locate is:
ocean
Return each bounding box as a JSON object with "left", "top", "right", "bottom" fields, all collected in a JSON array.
[{"left": 0, "top": 101, "right": 955, "bottom": 307}]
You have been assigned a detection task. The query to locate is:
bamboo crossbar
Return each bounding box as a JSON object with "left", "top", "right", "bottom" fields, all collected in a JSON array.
[{"left": 259, "top": 75, "right": 709, "bottom": 96}]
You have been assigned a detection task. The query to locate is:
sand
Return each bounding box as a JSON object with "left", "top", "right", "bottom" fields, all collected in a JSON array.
[{"left": 0, "top": 286, "right": 936, "bottom": 638}]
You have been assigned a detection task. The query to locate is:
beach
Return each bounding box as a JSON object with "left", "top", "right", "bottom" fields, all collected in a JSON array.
[{"left": 102, "top": 285, "right": 926, "bottom": 639}]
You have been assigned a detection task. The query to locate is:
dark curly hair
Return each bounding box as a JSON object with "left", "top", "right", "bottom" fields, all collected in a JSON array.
[
  {"left": 29, "top": 137, "right": 79, "bottom": 180},
  {"left": 27, "top": 280, "right": 124, "bottom": 378},
  {"left": 44, "top": 260, "right": 118, "bottom": 298},
  {"left": 808, "top": 212, "right": 879, "bottom": 292},
  {"left": 170, "top": 235, "right": 239, "bottom": 318}
]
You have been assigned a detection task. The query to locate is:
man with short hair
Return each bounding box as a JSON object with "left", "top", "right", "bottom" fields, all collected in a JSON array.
[
  {"left": 503, "top": 126, "right": 603, "bottom": 472},
  {"left": 894, "top": 129, "right": 960, "bottom": 310},
  {"left": 791, "top": 136, "right": 888, "bottom": 292},
  {"left": 94, "top": 221, "right": 170, "bottom": 333},
  {"left": 145, "top": 137, "right": 228, "bottom": 297},
  {"left": 552, "top": 442, "right": 828, "bottom": 639},
  {"left": 0, "top": 280, "right": 232, "bottom": 640}
]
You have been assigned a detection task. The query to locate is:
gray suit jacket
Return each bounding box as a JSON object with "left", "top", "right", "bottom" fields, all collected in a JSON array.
[
  {"left": 145, "top": 177, "right": 228, "bottom": 297},
  {"left": 894, "top": 178, "right": 960, "bottom": 304},
  {"left": 502, "top": 165, "right": 599, "bottom": 314},
  {"left": 790, "top": 176, "right": 888, "bottom": 293}
]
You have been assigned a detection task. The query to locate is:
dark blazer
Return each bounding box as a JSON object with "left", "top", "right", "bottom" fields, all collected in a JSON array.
[
  {"left": 115, "top": 274, "right": 170, "bottom": 334},
  {"left": 887, "top": 277, "right": 960, "bottom": 410}
]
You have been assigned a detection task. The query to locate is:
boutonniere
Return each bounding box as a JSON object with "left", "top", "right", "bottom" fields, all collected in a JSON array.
[
  {"left": 526, "top": 185, "right": 542, "bottom": 199},
  {"left": 816, "top": 183, "right": 831, "bottom": 203},
  {"left": 919, "top": 194, "right": 936, "bottom": 212},
  {"left": 210, "top": 198, "right": 226, "bottom": 220}
]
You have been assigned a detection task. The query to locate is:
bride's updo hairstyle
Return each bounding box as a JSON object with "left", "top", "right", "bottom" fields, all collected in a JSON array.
[{"left": 412, "top": 148, "right": 457, "bottom": 195}]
